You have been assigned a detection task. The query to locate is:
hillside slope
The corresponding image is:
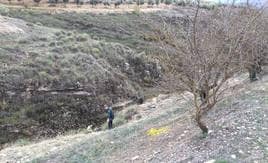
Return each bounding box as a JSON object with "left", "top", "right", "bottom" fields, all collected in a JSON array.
[
  {"left": 0, "top": 6, "right": 165, "bottom": 145},
  {"left": 0, "top": 74, "right": 267, "bottom": 162}
]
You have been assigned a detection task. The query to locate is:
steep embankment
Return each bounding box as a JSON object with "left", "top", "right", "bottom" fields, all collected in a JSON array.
[
  {"left": 0, "top": 7, "right": 163, "bottom": 145},
  {"left": 0, "top": 74, "right": 267, "bottom": 162}
]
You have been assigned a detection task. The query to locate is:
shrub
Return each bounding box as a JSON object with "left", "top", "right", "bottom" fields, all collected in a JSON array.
[
  {"left": 39, "top": 37, "right": 48, "bottom": 41},
  {"left": 76, "top": 34, "right": 88, "bottom": 42},
  {"left": 18, "top": 39, "right": 29, "bottom": 44},
  {"left": 200, "top": 3, "right": 215, "bottom": 10},
  {"left": 175, "top": 0, "right": 185, "bottom": 6},
  {"left": 125, "top": 0, "right": 133, "bottom": 4},
  {"left": 148, "top": 0, "right": 155, "bottom": 5},
  {"left": 49, "top": 42, "right": 56, "bottom": 47},
  {"left": 14, "top": 138, "right": 31, "bottom": 146},
  {"left": 132, "top": 5, "right": 140, "bottom": 15},
  {"left": 69, "top": 44, "right": 79, "bottom": 53},
  {"left": 33, "top": 0, "right": 42, "bottom": 4},
  {"left": 124, "top": 108, "right": 138, "bottom": 120},
  {"left": 155, "top": 0, "right": 159, "bottom": 5},
  {"left": 55, "top": 31, "right": 62, "bottom": 37},
  {"left": 164, "top": 0, "right": 172, "bottom": 5},
  {"left": 136, "top": 0, "right": 144, "bottom": 5},
  {"left": 48, "top": 0, "right": 58, "bottom": 5},
  {"left": 0, "top": 4, "right": 9, "bottom": 15},
  {"left": 113, "top": 114, "right": 127, "bottom": 127}
]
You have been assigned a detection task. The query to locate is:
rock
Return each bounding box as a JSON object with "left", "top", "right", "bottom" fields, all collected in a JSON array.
[
  {"left": 146, "top": 155, "right": 154, "bottom": 161},
  {"left": 204, "top": 159, "right": 216, "bottom": 163},
  {"left": 153, "top": 150, "right": 161, "bottom": 155},
  {"left": 50, "top": 147, "right": 58, "bottom": 152},
  {"left": 125, "top": 62, "right": 130, "bottom": 70},
  {"left": 149, "top": 104, "right": 156, "bottom": 109},
  {"left": 87, "top": 125, "right": 93, "bottom": 131},
  {"left": 245, "top": 137, "right": 253, "bottom": 140},
  {"left": 231, "top": 154, "right": 236, "bottom": 159},
  {"left": 238, "top": 150, "right": 245, "bottom": 155},
  {"left": 261, "top": 127, "right": 267, "bottom": 130},
  {"left": 12, "top": 129, "right": 20, "bottom": 133},
  {"left": 131, "top": 155, "right": 139, "bottom": 161}
]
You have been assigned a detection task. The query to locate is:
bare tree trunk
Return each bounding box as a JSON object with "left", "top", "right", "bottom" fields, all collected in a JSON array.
[
  {"left": 248, "top": 65, "right": 258, "bottom": 82},
  {"left": 195, "top": 111, "right": 208, "bottom": 134},
  {"left": 199, "top": 90, "right": 207, "bottom": 104}
]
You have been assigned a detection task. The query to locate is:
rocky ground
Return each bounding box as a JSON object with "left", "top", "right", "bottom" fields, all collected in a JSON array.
[{"left": 108, "top": 74, "right": 268, "bottom": 163}]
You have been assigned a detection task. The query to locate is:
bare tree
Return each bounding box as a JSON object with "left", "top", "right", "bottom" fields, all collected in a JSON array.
[
  {"left": 148, "top": 1, "right": 265, "bottom": 133},
  {"left": 238, "top": 7, "right": 268, "bottom": 81}
]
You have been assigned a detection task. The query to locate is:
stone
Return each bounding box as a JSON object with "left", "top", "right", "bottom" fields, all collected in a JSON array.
[
  {"left": 204, "top": 159, "right": 216, "bottom": 163},
  {"left": 131, "top": 155, "right": 139, "bottom": 161},
  {"left": 231, "top": 154, "right": 236, "bottom": 159},
  {"left": 238, "top": 150, "right": 245, "bottom": 155},
  {"left": 87, "top": 125, "right": 93, "bottom": 132}
]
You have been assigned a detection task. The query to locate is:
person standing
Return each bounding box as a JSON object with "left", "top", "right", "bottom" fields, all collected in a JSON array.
[{"left": 106, "top": 105, "right": 114, "bottom": 129}]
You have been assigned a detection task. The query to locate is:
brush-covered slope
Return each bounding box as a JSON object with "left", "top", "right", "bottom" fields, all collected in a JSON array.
[{"left": 0, "top": 7, "right": 162, "bottom": 145}]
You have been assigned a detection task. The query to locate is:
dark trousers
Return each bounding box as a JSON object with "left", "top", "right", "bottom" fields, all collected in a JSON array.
[{"left": 108, "top": 119, "right": 113, "bottom": 129}]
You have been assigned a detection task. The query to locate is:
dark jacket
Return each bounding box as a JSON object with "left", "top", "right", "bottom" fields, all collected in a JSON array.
[{"left": 107, "top": 107, "right": 114, "bottom": 120}]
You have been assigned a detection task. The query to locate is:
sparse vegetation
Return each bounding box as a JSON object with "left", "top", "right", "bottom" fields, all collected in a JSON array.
[
  {"left": 0, "top": 1, "right": 268, "bottom": 162},
  {"left": 0, "top": 7, "right": 162, "bottom": 145},
  {"left": 164, "top": 0, "right": 172, "bottom": 5},
  {"left": 33, "top": 0, "right": 42, "bottom": 5},
  {"left": 136, "top": 0, "right": 145, "bottom": 6},
  {"left": 148, "top": 0, "right": 155, "bottom": 6}
]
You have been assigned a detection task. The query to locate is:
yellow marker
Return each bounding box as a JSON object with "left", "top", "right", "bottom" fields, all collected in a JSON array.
[{"left": 146, "top": 127, "right": 169, "bottom": 136}]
